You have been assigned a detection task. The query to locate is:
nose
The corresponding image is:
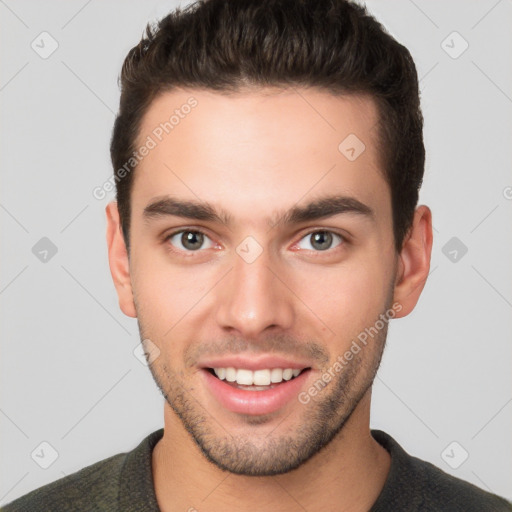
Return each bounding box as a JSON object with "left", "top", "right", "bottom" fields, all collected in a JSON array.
[{"left": 214, "top": 247, "right": 295, "bottom": 339}]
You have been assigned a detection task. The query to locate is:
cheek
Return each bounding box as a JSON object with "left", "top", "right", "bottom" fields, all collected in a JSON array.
[
  {"left": 130, "top": 252, "right": 215, "bottom": 336},
  {"left": 290, "top": 257, "right": 391, "bottom": 338}
]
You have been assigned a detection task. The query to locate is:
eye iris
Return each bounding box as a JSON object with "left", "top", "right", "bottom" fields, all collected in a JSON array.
[
  {"left": 311, "top": 231, "right": 332, "bottom": 251},
  {"left": 182, "top": 231, "right": 203, "bottom": 250}
]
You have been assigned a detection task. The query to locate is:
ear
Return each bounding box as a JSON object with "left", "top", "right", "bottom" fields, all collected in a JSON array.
[
  {"left": 105, "top": 201, "right": 137, "bottom": 318},
  {"left": 393, "top": 205, "right": 433, "bottom": 318}
]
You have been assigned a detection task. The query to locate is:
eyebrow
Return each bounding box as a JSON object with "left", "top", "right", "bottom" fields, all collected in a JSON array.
[{"left": 142, "top": 194, "right": 375, "bottom": 228}]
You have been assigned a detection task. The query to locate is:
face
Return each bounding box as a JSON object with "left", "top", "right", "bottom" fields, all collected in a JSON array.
[{"left": 116, "top": 87, "right": 402, "bottom": 475}]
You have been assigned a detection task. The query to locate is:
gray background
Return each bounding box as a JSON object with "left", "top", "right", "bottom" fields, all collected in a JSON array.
[{"left": 1, "top": 0, "right": 511, "bottom": 505}]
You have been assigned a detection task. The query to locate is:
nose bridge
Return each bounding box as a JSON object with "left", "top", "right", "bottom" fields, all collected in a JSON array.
[{"left": 214, "top": 245, "right": 294, "bottom": 336}]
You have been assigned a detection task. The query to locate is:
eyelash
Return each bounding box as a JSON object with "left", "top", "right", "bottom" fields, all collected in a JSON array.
[{"left": 163, "top": 228, "right": 347, "bottom": 256}]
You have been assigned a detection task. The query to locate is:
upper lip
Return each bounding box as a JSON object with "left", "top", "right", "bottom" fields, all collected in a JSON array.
[{"left": 198, "top": 355, "right": 313, "bottom": 371}]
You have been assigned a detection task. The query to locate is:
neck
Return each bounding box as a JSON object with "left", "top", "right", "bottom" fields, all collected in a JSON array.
[{"left": 152, "top": 390, "right": 391, "bottom": 512}]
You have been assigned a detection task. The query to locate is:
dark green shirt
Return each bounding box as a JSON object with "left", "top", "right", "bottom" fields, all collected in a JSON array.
[{"left": 3, "top": 429, "right": 511, "bottom": 511}]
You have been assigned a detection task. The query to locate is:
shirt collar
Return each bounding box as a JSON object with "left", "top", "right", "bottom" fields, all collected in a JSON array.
[{"left": 118, "top": 428, "right": 164, "bottom": 511}]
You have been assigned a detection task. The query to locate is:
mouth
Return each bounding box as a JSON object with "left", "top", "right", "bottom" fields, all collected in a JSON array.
[
  {"left": 200, "top": 364, "right": 313, "bottom": 416},
  {"left": 206, "top": 367, "right": 310, "bottom": 390}
]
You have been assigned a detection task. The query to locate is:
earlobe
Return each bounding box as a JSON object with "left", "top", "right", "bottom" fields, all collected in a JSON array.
[
  {"left": 105, "top": 201, "right": 137, "bottom": 318},
  {"left": 393, "top": 205, "right": 433, "bottom": 318}
]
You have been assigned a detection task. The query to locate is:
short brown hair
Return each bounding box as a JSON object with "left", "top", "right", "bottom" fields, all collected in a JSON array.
[{"left": 110, "top": 0, "right": 425, "bottom": 253}]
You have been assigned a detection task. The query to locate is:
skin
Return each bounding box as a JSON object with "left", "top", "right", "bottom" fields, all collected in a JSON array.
[{"left": 106, "top": 86, "right": 432, "bottom": 511}]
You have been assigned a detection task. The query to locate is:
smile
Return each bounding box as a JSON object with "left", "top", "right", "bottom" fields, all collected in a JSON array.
[
  {"left": 211, "top": 367, "right": 305, "bottom": 387},
  {"left": 201, "top": 366, "right": 312, "bottom": 416}
]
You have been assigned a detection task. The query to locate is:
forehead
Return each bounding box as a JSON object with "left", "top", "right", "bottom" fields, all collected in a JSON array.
[{"left": 131, "top": 86, "right": 390, "bottom": 227}]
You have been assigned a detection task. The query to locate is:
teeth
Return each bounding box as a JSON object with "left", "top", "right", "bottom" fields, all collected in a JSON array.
[
  {"left": 253, "top": 369, "right": 271, "bottom": 386},
  {"left": 282, "top": 369, "right": 293, "bottom": 381},
  {"left": 270, "top": 368, "right": 283, "bottom": 383},
  {"left": 236, "top": 369, "right": 253, "bottom": 385},
  {"left": 212, "top": 367, "right": 304, "bottom": 385},
  {"left": 225, "top": 367, "right": 237, "bottom": 382}
]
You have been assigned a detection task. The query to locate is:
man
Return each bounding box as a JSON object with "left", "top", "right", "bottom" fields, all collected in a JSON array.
[{"left": 4, "top": 0, "right": 511, "bottom": 510}]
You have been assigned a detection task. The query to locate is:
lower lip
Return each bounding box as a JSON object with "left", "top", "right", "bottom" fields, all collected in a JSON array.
[{"left": 201, "top": 369, "right": 311, "bottom": 416}]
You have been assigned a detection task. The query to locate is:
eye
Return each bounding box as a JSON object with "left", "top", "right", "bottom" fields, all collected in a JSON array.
[
  {"left": 165, "top": 230, "right": 215, "bottom": 252},
  {"left": 295, "top": 230, "right": 345, "bottom": 252}
]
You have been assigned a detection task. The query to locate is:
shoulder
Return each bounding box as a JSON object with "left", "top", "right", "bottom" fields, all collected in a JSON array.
[
  {"left": 371, "top": 430, "right": 512, "bottom": 512},
  {"left": 2, "top": 451, "right": 127, "bottom": 512},
  {"left": 2, "top": 429, "right": 163, "bottom": 512}
]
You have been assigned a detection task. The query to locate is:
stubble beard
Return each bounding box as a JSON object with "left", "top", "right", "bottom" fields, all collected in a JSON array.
[{"left": 138, "top": 308, "right": 391, "bottom": 476}]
